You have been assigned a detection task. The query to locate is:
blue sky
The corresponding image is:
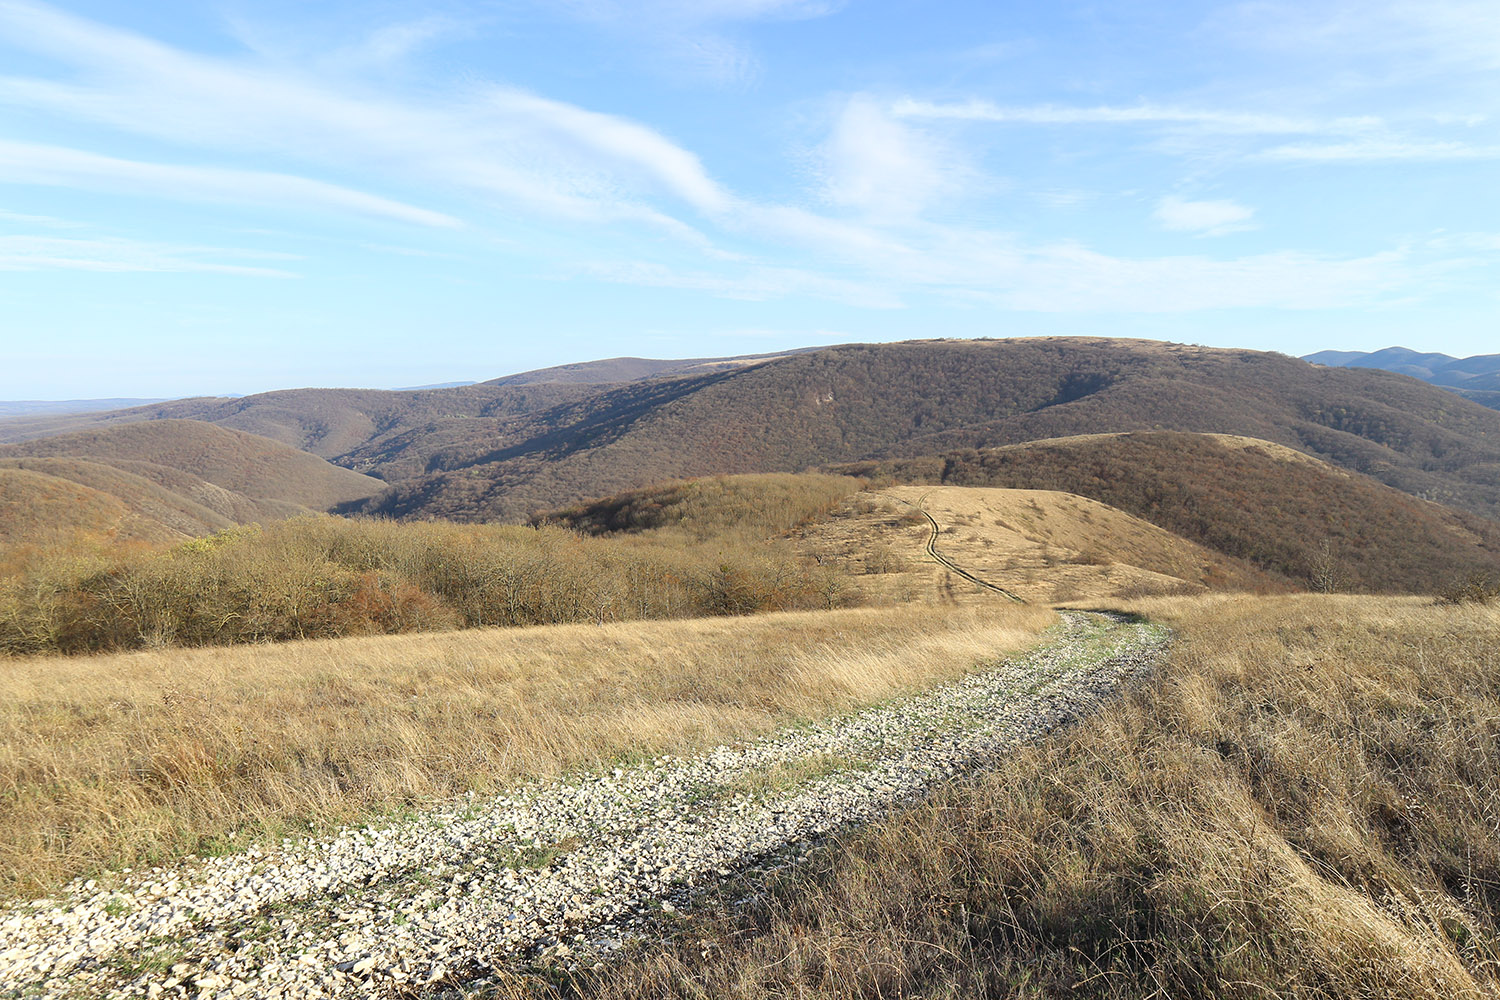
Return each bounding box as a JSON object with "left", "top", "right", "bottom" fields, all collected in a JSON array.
[{"left": 1, "top": 0, "right": 1497, "bottom": 398}]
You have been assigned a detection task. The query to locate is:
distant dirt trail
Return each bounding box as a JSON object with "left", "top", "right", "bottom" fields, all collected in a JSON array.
[{"left": 882, "top": 491, "right": 1028, "bottom": 603}]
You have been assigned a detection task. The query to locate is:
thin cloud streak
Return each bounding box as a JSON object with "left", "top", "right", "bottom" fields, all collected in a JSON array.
[
  {"left": 0, "top": 140, "right": 462, "bottom": 228},
  {"left": 0, "top": 234, "right": 298, "bottom": 276},
  {"left": 891, "top": 98, "right": 1380, "bottom": 135}
]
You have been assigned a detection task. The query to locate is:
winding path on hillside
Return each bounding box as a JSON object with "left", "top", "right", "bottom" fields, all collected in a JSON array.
[
  {"left": 0, "top": 610, "right": 1167, "bottom": 999},
  {"left": 882, "top": 490, "right": 1028, "bottom": 603}
]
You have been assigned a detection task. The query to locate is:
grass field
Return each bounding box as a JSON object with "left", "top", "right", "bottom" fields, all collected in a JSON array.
[
  {"left": 0, "top": 601, "right": 1054, "bottom": 898},
  {"left": 800, "top": 485, "right": 1273, "bottom": 606},
  {"left": 529, "top": 593, "right": 1500, "bottom": 999}
]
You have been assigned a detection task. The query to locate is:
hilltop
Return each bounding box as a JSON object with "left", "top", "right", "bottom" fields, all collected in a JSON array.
[
  {"left": 0, "top": 350, "right": 809, "bottom": 458},
  {"left": 835, "top": 431, "right": 1500, "bottom": 593},
  {"left": 6, "top": 339, "right": 1500, "bottom": 531},
  {"left": 347, "top": 339, "right": 1500, "bottom": 523}
]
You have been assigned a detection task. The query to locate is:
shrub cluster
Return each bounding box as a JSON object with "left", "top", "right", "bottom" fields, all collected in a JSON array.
[
  {"left": 1437, "top": 573, "right": 1500, "bottom": 605},
  {"left": 0, "top": 514, "right": 852, "bottom": 657}
]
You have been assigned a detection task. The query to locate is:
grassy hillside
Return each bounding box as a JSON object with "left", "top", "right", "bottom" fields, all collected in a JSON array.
[
  {"left": 0, "top": 456, "right": 298, "bottom": 534},
  {"left": 0, "top": 602, "right": 1052, "bottom": 896},
  {"left": 835, "top": 431, "right": 1500, "bottom": 594},
  {"left": 342, "top": 339, "right": 1500, "bottom": 523},
  {"left": 0, "top": 474, "right": 868, "bottom": 657},
  {"left": 0, "top": 418, "right": 383, "bottom": 509},
  {"left": 796, "top": 484, "right": 1279, "bottom": 606},
  {"left": 567, "top": 595, "right": 1500, "bottom": 1000},
  {"left": 0, "top": 466, "right": 191, "bottom": 570}
]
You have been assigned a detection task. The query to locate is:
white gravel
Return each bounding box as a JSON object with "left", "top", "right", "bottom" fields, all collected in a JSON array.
[{"left": 0, "top": 610, "right": 1168, "bottom": 999}]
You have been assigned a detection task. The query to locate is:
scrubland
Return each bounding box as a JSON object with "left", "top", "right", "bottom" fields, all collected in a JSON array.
[
  {"left": 546, "top": 594, "right": 1500, "bottom": 1000},
  {"left": 0, "top": 475, "right": 860, "bottom": 657},
  {"left": 0, "top": 602, "right": 1054, "bottom": 898}
]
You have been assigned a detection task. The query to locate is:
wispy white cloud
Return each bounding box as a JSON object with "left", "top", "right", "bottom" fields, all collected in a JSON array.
[
  {"left": 894, "top": 94, "right": 1498, "bottom": 172},
  {"left": 0, "top": 0, "right": 1485, "bottom": 321},
  {"left": 0, "top": 206, "right": 80, "bottom": 227},
  {"left": 0, "top": 140, "right": 461, "bottom": 227},
  {"left": 0, "top": 234, "right": 297, "bottom": 276},
  {"left": 553, "top": 0, "right": 845, "bottom": 82},
  {"left": 0, "top": 2, "right": 745, "bottom": 235},
  {"left": 817, "top": 95, "right": 963, "bottom": 219},
  {"left": 1219, "top": 1, "right": 1500, "bottom": 74},
  {"left": 484, "top": 89, "right": 733, "bottom": 215},
  {"left": 1154, "top": 196, "right": 1257, "bottom": 236},
  {"left": 891, "top": 98, "right": 1377, "bottom": 135},
  {"left": 970, "top": 246, "right": 1410, "bottom": 313},
  {"left": 581, "top": 258, "right": 904, "bottom": 308},
  {"left": 1258, "top": 138, "right": 1500, "bottom": 162}
]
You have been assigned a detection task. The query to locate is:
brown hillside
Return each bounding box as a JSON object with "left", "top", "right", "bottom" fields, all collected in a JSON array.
[
  {"left": 0, "top": 419, "right": 383, "bottom": 510},
  {"left": 834, "top": 431, "right": 1500, "bottom": 594},
  {"left": 484, "top": 349, "right": 809, "bottom": 387},
  {"left": 796, "top": 485, "right": 1277, "bottom": 605},
  {"left": 348, "top": 338, "right": 1500, "bottom": 523},
  {"left": 0, "top": 467, "right": 190, "bottom": 571},
  {"left": 0, "top": 383, "right": 605, "bottom": 459},
  {"left": 0, "top": 458, "right": 237, "bottom": 539}
]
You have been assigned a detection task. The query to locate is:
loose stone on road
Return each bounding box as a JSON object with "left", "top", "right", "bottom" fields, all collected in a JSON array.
[{"left": 0, "top": 611, "right": 1169, "bottom": 999}]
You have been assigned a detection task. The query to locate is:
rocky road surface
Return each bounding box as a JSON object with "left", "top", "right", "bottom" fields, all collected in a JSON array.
[{"left": 1, "top": 611, "right": 1169, "bottom": 999}]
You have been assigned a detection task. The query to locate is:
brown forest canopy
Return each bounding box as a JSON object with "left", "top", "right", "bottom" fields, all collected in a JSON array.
[{"left": 7, "top": 339, "right": 1500, "bottom": 525}]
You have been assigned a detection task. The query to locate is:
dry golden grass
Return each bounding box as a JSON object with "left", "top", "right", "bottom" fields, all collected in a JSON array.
[
  {"left": 0, "top": 601, "right": 1053, "bottom": 898},
  {"left": 554, "top": 594, "right": 1500, "bottom": 1000},
  {"left": 802, "top": 485, "right": 1268, "bottom": 606}
]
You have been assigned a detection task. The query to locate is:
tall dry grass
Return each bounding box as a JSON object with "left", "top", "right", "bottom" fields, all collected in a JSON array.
[
  {"left": 0, "top": 510, "right": 853, "bottom": 657},
  {"left": 0, "top": 602, "right": 1054, "bottom": 899},
  {"left": 550, "top": 595, "right": 1500, "bottom": 1000}
]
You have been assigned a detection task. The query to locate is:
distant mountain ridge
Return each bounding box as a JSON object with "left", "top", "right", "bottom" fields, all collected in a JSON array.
[
  {"left": 1305, "top": 347, "right": 1500, "bottom": 403},
  {"left": 0, "top": 398, "right": 170, "bottom": 418},
  {"left": 341, "top": 338, "right": 1500, "bottom": 524},
  {"left": 6, "top": 339, "right": 1500, "bottom": 533}
]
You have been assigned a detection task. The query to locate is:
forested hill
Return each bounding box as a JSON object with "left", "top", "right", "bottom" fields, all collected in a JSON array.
[{"left": 348, "top": 338, "right": 1500, "bottom": 523}]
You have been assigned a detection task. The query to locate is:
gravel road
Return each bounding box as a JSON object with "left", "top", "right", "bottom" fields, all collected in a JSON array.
[{"left": 0, "top": 611, "right": 1168, "bottom": 999}]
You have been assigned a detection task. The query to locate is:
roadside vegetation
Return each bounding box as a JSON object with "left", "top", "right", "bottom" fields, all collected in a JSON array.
[
  {"left": 0, "top": 474, "right": 861, "bottom": 656},
  {"left": 0, "top": 602, "right": 1054, "bottom": 898},
  {"left": 541, "top": 595, "right": 1500, "bottom": 1000}
]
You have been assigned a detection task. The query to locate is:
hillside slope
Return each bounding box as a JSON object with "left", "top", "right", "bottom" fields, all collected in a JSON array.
[
  {"left": 348, "top": 339, "right": 1500, "bottom": 523},
  {"left": 0, "top": 420, "right": 383, "bottom": 510},
  {"left": 0, "top": 351, "right": 808, "bottom": 458},
  {"left": 0, "top": 466, "right": 193, "bottom": 562},
  {"left": 835, "top": 431, "right": 1500, "bottom": 593}
]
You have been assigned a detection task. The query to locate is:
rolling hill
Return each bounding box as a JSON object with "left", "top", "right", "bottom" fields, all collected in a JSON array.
[
  {"left": 0, "top": 350, "right": 810, "bottom": 459},
  {"left": 342, "top": 339, "right": 1500, "bottom": 524},
  {"left": 833, "top": 431, "right": 1500, "bottom": 593},
  {"left": 6, "top": 339, "right": 1500, "bottom": 534},
  {"left": 0, "top": 419, "right": 383, "bottom": 511},
  {"left": 0, "top": 465, "right": 194, "bottom": 564}
]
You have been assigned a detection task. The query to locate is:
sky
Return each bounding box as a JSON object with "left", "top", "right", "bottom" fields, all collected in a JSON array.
[{"left": 0, "top": 0, "right": 1497, "bottom": 398}]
